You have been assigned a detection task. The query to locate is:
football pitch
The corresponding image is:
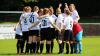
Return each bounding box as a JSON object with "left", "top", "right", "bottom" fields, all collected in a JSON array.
[{"left": 0, "top": 36, "right": 100, "bottom": 56}]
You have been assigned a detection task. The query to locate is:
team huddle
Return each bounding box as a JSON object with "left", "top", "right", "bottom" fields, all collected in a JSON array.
[{"left": 14, "top": 3, "right": 83, "bottom": 54}]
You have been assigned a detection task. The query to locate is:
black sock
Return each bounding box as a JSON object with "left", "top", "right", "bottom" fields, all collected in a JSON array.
[
  {"left": 32, "top": 42, "right": 37, "bottom": 53},
  {"left": 20, "top": 40, "right": 25, "bottom": 53},
  {"left": 28, "top": 43, "right": 32, "bottom": 53},
  {"left": 17, "top": 40, "right": 20, "bottom": 54},
  {"left": 25, "top": 43, "right": 29, "bottom": 53},
  {"left": 40, "top": 44, "right": 44, "bottom": 53},
  {"left": 29, "top": 43, "right": 33, "bottom": 53},
  {"left": 59, "top": 43, "right": 63, "bottom": 53},
  {"left": 36, "top": 42, "right": 40, "bottom": 52},
  {"left": 46, "top": 44, "right": 51, "bottom": 53},
  {"left": 70, "top": 43, "right": 74, "bottom": 54},
  {"left": 73, "top": 43, "right": 76, "bottom": 53},
  {"left": 51, "top": 41, "right": 54, "bottom": 53},
  {"left": 66, "top": 43, "right": 69, "bottom": 54},
  {"left": 62, "top": 42, "right": 64, "bottom": 51}
]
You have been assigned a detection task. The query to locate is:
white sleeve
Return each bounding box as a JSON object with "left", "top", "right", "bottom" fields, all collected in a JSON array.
[
  {"left": 19, "top": 14, "right": 23, "bottom": 21},
  {"left": 74, "top": 10, "right": 79, "bottom": 16},
  {"left": 35, "top": 13, "right": 39, "bottom": 18},
  {"left": 53, "top": 15, "right": 57, "bottom": 20}
]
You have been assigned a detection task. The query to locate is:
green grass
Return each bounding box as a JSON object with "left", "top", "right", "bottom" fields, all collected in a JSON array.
[
  {"left": 0, "top": 22, "right": 17, "bottom": 24},
  {"left": 0, "top": 36, "right": 100, "bottom": 56}
]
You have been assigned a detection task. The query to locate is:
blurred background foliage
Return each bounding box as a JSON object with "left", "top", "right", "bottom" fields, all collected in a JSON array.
[{"left": 0, "top": 0, "right": 100, "bottom": 23}]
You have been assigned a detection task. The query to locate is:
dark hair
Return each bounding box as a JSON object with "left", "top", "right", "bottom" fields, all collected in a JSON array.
[{"left": 23, "top": 6, "right": 31, "bottom": 12}]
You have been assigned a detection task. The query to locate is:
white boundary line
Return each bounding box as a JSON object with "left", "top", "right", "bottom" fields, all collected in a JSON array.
[
  {"left": 0, "top": 11, "right": 23, "bottom": 13},
  {"left": 80, "top": 23, "right": 100, "bottom": 25}
]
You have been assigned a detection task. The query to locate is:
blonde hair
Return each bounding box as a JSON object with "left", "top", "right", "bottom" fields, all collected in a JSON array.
[
  {"left": 38, "top": 8, "right": 44, "bottom": 13},
  {"left": 56, "top": 8, "right": 61, "bottom": 15},
  {"left": 33, "top": 6, "right": 39, "bottom": 12},
  {"left": 65, "top": 10, "right": 71, "bottom": 15}
]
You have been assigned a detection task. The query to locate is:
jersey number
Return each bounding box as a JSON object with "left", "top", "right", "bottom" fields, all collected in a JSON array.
[
  {"left": 24, "top": 18, "right": 28, "bottom": 25},
  {"left": 29, "top": 15, "right": 34, "bottom": 23},
  {"left": 42, "top": 20, "right": 47, "bottom": 26}
]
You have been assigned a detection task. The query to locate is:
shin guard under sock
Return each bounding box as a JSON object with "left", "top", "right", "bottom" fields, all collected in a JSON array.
[
  {"left": 51, "top": 41, "right": 54, "bottom": 53},
  {"left": 59, "top": 43, "right": 63, "bottom": 53},
  {"left": 46, "top": 44, "right": 51, "bottom": 53},
  {"left": 25, "top": 43, "right": 29, "bottom": 53},
  {"left": 62, "top": 42, "right": 64, "bottom": 51},
  {"left": 36, "top": 42, "right": 40, "bottom": 52},
  {"left": 17, "top": 40, "right": 20, "bottom": 54},
  {"left": 20, "top": 40, "right": 25, "bottom": 53},
  {"left": 70, "top": 43, "right": 74, "bottom": 54},
  {"left": 66, "top": 43, "right": 69, "bottom": 54},
  {"left": 40, "top": 44, "right": 44, "bottom": 53},
  {"left": 32, "top": 42, "right": 37, "bottom": 53}
]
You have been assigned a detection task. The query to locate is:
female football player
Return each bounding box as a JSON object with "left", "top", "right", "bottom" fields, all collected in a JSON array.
[
  {"left": 69, "top": 4, "right": 80, "bottom": 22},
  {"left": 49, "top": 6, "right": 57, "bottom": 53},
  {"left": 73, "top": 21, "right": 83, "bottom": 54},
  {"left": 28, "top": 6, "right": 40, "bottom": 54},
  {"left": 56, "top": 7, "right": 64, "bottom": 54},
  {"left": 19, "top": 6, "right": 31, "bottom": 54},
  {"left": 63, "top": 9, "right": 74, "bottom": 54},
  {"left": 14, "top": 22, "right": 23, "bottom": 54}
]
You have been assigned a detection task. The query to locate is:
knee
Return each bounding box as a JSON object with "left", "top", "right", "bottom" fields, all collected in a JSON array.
[
  {"left": 40, "top": 41, "right": 44, "bottom": 44},
  {"left": 58, "top": 40, "right": 62, "bottom": 44},
  {"left": 46, "top": 41, "right": 51, "bottom": 44}
]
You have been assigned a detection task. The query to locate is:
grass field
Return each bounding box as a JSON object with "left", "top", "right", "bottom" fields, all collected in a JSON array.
[{"left": 0, "top": 36, "right": 100, "bottom": 56}]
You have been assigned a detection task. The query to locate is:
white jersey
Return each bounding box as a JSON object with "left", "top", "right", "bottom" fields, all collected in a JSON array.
[
  {"left": 40, "top": 16, "right": 51, "bottom": 28},
  {"left": 49, "top": 14, "right": 57, "bottom": 28},
  {"left": 62, "top": 13, "right": 67, "bottom": 17},
  {"left": 64, "top": 15, "right": 73, "bottom": 30},
  {"left": 15, "top": 25, "right": 22, "bottom": 36},
  {"left": 56, "top": 14, "right": 64, "bottom": 29},
  {"left": 20, "top": 12, "right": 31, "bottom": 31},
  {"left": 29, "top": 12, "right": 40, "bottom": 30},
  {"left": 71, "top": 10, "right": 79, "bottom": 21}
]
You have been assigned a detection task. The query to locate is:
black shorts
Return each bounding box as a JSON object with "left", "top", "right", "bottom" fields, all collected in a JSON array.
[
  {"left": 22, "top": 31, "right": 29, "bottom": 42},
  {"left": 55, "top": 30, "right": 58, "bottom": 38},
  {"left": 40, "top": 28, "right": 51, "bottom": 41},
  {"left": 64, "top": 30, "right": 74, "bottom": 41},
  {"left": 29, "top": 30, "right": 39, "bottom": 37},
  {"left": 49, "top": 28, "right": 56, "bottom": 39},
  {"left": 57, "top": 32, "right": 64, "bottom": 40},
  {"left": 15, "top": 34, "right": 22, "bottom": 39},
  {"left": 55, "top": 30, "right": 64, "bottom": 40}
]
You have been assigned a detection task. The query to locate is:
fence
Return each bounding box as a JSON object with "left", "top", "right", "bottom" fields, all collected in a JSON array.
[
  {"left": 0, "top": 23, "right": 100, "bottom": 39},
  {"left": 80, "top": 23, "right": 100, "bottom": 36}
]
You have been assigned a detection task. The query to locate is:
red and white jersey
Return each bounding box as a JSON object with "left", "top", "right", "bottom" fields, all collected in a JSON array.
[
  {"left": 56, "top": 14, "right": 64, "bottom": 29},
  {"left": 73, "top": 21, "right": 83, "bottom": 36},
  {"left": 64, "top": 15, "right": 73, "bottom": 30},
  {"left": 20, "top": 12, "right": 31, "bottom": 31},
  {"left": 29, "top": 12, "right": 40, "bottom": 30},
  {"left": 49, "top": 14, "right": 57, "bottom": 28},
  {"left": 71, "top": 10, "right": 79, "bottom": 22}
]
